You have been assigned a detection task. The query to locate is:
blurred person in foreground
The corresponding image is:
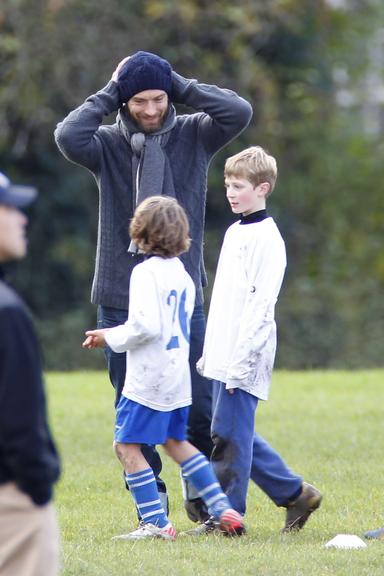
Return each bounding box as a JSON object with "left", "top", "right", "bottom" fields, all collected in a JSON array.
[
  {"left": 0, "top": 172, "right": 60, "bottom": 576},
  {"left": 55, "top": 50, "right": 252, "bottom": 522}
]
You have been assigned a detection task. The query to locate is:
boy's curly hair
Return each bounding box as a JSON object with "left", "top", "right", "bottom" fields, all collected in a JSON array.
[{"left": 129, "top": 196, "right": 191, "bottom": 257}]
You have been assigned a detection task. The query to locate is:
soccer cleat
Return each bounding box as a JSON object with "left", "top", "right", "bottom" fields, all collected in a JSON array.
[
  {"left": 219, "top": 509, "right": 246, "bottom": 536},
  {"left": 363, "top": 527, "right": 384, "bottom": 540},
  {"left": 183, "top": 517, "right": 219, "bottom": 536},
  {"left": 112, "top": 522, "right": 176, "bottom": 541},
  {"left": 282, "top": 482, "right": 322, "bottom": 532}
]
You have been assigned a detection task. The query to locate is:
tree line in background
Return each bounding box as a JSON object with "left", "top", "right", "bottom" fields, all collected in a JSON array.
[{"left": 1, "top": 0, "right": 383, "bottom": 369}]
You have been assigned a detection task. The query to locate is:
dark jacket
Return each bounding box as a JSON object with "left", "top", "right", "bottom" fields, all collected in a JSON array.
[
  {"left": 0, "top": 269, "right": 60, "bottom": 505},
  {"left": 55, "top": 72, "right": 253, "bottom": 309}
]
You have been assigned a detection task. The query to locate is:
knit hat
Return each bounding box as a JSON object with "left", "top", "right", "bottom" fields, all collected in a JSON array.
[{"left": 117, "top": 51, "right": 172, "bottom": 103}]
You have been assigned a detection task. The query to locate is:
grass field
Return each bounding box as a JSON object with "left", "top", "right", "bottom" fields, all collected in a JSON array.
[{"left": 47, "top": 370, "right": 384, "bottom": 576}]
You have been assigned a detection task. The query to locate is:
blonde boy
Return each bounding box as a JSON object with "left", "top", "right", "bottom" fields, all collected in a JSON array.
[
  {"left": 195, "top": 147, "right": 322, "bottom": 534},
  {"left": 83, "top": 196, "right": 244, "bottom": 540}
]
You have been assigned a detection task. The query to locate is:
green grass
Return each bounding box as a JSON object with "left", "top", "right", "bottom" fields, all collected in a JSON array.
[{"left": 47, "top": 370, "right": 384, "bottom": 576}]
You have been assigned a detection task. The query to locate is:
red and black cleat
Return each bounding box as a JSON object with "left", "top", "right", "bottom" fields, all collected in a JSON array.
[{"left": 219, "top": 509, "right": 246, "bottom": 536}]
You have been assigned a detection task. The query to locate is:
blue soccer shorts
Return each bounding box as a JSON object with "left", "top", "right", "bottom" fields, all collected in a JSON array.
[{"left": 114, "top": 396, "right": 190, "bottom": 445}]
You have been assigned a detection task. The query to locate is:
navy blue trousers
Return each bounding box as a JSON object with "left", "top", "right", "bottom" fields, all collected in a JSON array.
[
  {"left": 211, "top": 381, "right": 302, "bottom": 515},
  {"left": 97, "top": 304, "right": 213, "bottom": 486}
]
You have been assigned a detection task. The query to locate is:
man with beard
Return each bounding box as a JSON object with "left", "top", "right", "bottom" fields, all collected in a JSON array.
[{"left": 55, "top": 51, "right": 252, "bottom": 522}]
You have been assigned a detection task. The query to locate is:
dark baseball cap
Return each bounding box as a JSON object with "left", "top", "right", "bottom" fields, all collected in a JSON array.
[{"left": 0, "top": 171, "right": 37, "bottom": 207}]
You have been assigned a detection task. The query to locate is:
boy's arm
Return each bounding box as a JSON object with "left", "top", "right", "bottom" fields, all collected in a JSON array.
[
  {"left": 82, "top": 327, "right": 112, "bottom": 349},
  {"left": 226, "top": 236, "right": 286, "bottom": 389},
  {"left": 171, "top": 71, "right": 253, "bottom": 155},
  {"left": 104, "top": 267, "right": 162, "bottom": 353},
  {"left": 54, "top": 80, "right": 121, "bottom": 172}
]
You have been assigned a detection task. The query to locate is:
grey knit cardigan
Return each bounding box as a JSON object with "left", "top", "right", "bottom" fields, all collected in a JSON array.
[{"left": 55, "top": 72, "right": 253, "bottom": 309}]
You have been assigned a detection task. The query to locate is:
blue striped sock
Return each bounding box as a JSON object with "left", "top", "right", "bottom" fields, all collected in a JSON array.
[
  {"left": 125, "top": 468, "right": 168, "bottom": 528},
  {"left": 181, "top": 453, "right": 231, "bottom": 519}
]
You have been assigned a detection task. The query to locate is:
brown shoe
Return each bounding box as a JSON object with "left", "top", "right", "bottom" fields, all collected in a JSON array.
[{"left": 282, "top": 482, "right": 322, "bottom": 532}]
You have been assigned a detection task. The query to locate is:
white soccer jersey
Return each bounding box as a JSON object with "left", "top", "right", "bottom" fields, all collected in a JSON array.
[
  {"left": 105, "top": 256, "right": 196, "bottom": 411},
  {"left": 198, "top": 217, "right": 286, "bottom": 400}
]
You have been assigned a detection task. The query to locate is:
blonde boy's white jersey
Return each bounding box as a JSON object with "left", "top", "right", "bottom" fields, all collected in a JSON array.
[{"left": 198, "top": 217, "right": 286, "bottom": 400}]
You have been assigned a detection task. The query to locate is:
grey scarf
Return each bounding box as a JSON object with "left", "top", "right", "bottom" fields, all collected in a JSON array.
[{"left": 118, "top": 105, "right": 177, "bottom": 253}]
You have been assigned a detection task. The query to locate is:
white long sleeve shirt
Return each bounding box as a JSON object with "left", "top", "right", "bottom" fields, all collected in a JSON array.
[
  {"left": 198, "top": 216, "right": 286, "bottom": 400},
  {"left": 105, "top": 256, "right": 195, "bottom": 411}
]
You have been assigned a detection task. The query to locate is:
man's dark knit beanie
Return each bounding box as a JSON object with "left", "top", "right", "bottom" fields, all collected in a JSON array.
[{"left": 117, "top": 51, "right": 172, "bottom": 103}]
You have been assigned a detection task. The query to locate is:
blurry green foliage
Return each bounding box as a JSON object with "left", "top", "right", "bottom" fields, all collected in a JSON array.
[{"left": 0, "top": 0, "right": 383, "bottom": 369}]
